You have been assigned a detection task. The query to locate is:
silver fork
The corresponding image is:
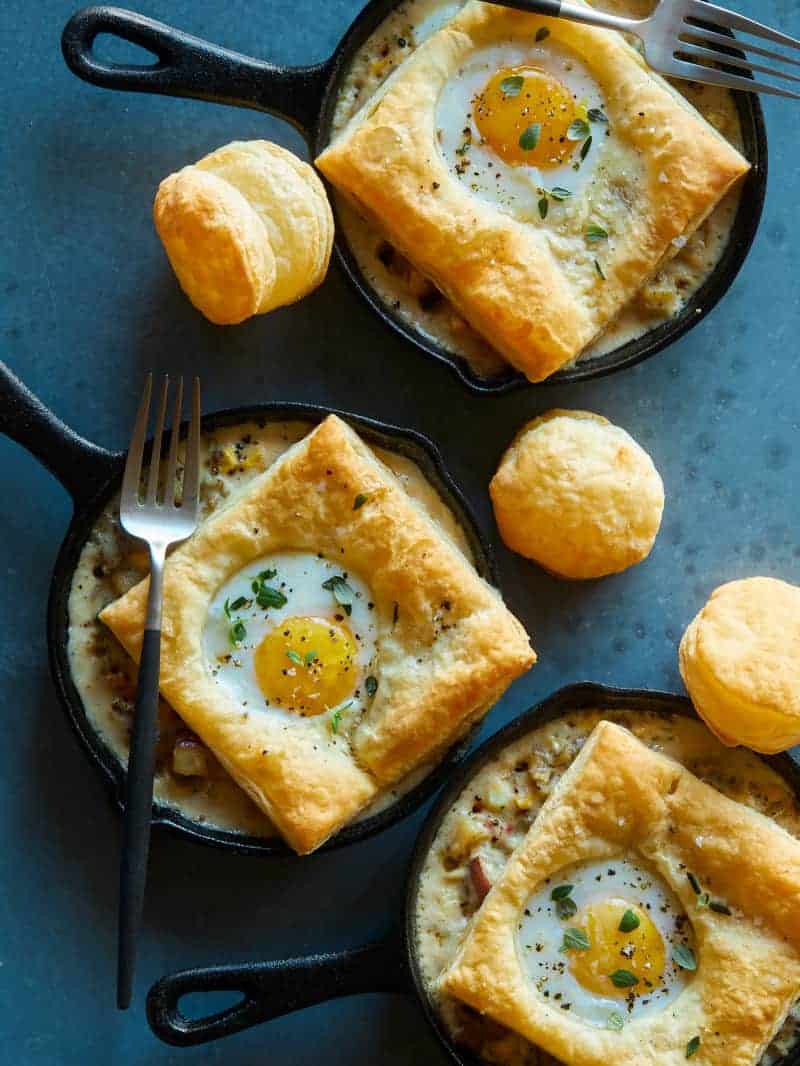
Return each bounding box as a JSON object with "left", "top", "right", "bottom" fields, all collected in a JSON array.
[
  {"left": 116, "top": 373, "right": 201, "bottom": 1010},
  {"left": 495, "top": 0, "right": 800, "bottom": 99}
]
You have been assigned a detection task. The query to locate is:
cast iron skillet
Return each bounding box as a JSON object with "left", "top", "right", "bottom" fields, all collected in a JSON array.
[
  {"left": 60, "top": 3, "right": 768, "bottom": 394},
  {"left": 0, "top": 359, "right": 494, "bottom": 856},
  {"left": 146, "top": 682, "right": 800, "bottom": 1062}
]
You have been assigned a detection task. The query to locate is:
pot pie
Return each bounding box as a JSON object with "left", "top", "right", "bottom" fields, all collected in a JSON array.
[
  {"left": 318, "top": 0, "right": 750, "bottom": 382},
  {"left": 416, "top": 706, "right": 800, "bottom": 1066},
  {"left": 440, "top": 719, "right": 800, "bottom": 1066},
  {"left": 154, "top": 140, "right": 334, "bottom": 325},
  {"left": 680, "top": 577, "right": 800, "bottom": 755},
  {"left": 69, "top": 419, "right": 481, "bottom": 838},
  {"left": 96, "top": 416, "right": 535, "bottom": 853},
  {"left": 490, "top": 410, "right": 664, "bottom": 579}
]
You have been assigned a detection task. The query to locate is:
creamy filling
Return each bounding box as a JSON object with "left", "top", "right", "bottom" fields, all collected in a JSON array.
[
  {"left": 329, "top": 0, "right": 745, "bottom": 380},
  {"left": 414, "top": 708, "right": 800, "bottom": 1065},
  {"left": 66, "top": 420, "right": 472, "bottom": 837}
]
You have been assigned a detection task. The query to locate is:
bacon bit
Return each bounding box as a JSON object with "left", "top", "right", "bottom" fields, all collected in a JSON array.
[{"left": 469, "top": 857, "right": 492, "bottom": 904}]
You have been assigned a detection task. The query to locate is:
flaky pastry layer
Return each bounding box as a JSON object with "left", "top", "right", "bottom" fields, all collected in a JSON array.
[
  {"left": 316, "top": 2, "right": 750, "bottom": 381},
  {"left": 490, "top": 410, "right": 664, "bottom": 578},
  {"left": 155, "top": 140, "right": 333, "bottom": 325},
  {"left": 442, "top": 721, "right": 800, "bottom": 1066},
  {"left": 100, "top": 416, "right": 534, "bottom": 853},
  {"left": 680, "top": 577, "right": 800, "bottom": 754}
]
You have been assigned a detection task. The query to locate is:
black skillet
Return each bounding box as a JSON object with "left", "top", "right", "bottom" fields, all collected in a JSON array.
[
  {"left": 0, "top": 359, "right": 494, "bottom": 856},
  {"left": 146, "top": 682, "right": 800, "bottom": 1057},
  {"left": 146, "top": 682, "right": 800, "bottom": 1062},
  {"left": 60, "top": 3, "right": 768, "bottom": 394}
]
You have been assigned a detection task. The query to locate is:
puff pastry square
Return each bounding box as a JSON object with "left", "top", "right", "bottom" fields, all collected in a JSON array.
[
  {"left": 316, "top": 2, "right": 750, "bottom": 382},
  {"left": 441, "top": 721, "right": 800, "bottom": 1066},
  {"left": 100, "top": 416, "right": 534, "bottom": 854}
]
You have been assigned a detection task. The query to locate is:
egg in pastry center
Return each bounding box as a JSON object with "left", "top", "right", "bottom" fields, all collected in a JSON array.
[
  {"left": 473, "top": 66, "right": 578, "bottom": 169},
  {"left": 517, "top": 858, "right": 694, "bottom": 1027},
  {"left": 437, "top": 38, "right": 606, "bottom": 220},
  {"left": 253, "top": 615, "right": 357, "bottom": 714},
  {"left": 203, "top": 551, "right": 378, "bottom": 726},
  {"left": 568, "top": 898, "right": 666, "bottom": 996}
]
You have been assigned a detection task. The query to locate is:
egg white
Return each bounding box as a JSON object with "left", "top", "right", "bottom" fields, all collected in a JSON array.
[
  {"left": 517, "top": 857, "right": 693, "bottom": 1027},
  {"left": 436, "top": 38, "right": 606, "bottom": 220},
  {"left": 203, "top": 551, "right": 378, "bottom": 721}
]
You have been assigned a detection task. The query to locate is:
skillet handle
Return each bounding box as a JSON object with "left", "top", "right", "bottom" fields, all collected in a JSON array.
[
  {"left": 146, "top": 937, "right": 410, "bottom": 1047},
  {"left": 61, "top": 6, "right": 331, "bottom": 139},
  {"left": 0, "top": 360, "right": 119, "bottom": 506}
]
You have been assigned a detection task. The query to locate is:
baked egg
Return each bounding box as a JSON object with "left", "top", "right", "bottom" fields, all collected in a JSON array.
[
  {"left": 437, "top": 36, "right": 606, "bottom": 219},
  {"left": 204, "top": 551, "right": 378, "bottom": 729},
  {"left": 518, "top": 857, "right": 695, "bottom": 1028}
]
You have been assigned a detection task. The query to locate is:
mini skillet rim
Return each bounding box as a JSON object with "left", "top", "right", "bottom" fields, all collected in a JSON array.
[
  {"left": 47, "top": 400, "right": 498, "bottom": 858},
  {"left": 401, "top": 681, "right": 800, "bottom": 1066},
  {"left": 313, "top": 1, "right": 768, "bottom": 394}
]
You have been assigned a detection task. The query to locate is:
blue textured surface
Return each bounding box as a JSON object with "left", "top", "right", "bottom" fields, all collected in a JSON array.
[{"left": 1, "top": 0, "right": 799, "bottom": 1062}]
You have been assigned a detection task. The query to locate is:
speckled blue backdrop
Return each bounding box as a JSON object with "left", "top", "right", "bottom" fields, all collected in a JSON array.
[{"left": 1, "top": 0, "right": 799, "bottom": 1061}]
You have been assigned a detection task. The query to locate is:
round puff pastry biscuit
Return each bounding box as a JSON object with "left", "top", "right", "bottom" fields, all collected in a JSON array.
[
  {"left": 679, "top": 577, "right": 800, "bottom": 754},
  {"left": 154, "top": 140, "right": 334, "bottom": 324},
  {"left": 153, "top": 168, "right": 277, "bottom": 325},
  {"left": 490, "top": 410, "right": 664, "bottom": 579}
]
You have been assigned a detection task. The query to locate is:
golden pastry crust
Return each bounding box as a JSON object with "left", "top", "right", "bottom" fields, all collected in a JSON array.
[
  {"left": 153, "top": 168, "right": 276, "bottom": 325},
  {"left": 489, "top": 410, "right": 664, "bottom": 579},
  {"left": 195, "top": 140, "right": 333, "bottom": 311},
  {"left": 441, "top": 721, "right": 800, "bottom": 1066},
  {"left": 679, "top": 577, "right": 800, "bottom": 754},
  {"left": 100, "top": 416, "right": 535, "bottom": 853},
  {"left": 316, "top": 3, "right": 750, "bottom": 382},
  {"left": 154, "top": 140, "right": 334, "bottom": 325}
]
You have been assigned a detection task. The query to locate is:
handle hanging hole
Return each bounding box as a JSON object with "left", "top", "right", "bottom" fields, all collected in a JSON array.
[
  {"left": 178, "top": 989, "right": 247, "bottom": 1021},
  {"left": 92, "top": 32, "right": 160, "bottom": 68}
]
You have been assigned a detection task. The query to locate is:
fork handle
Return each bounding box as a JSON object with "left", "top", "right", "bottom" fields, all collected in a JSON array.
[
  {"left": 117, "top": 553, "right": 165, "bottom": 1010},
  {"left": 481, "top": 0, "right": 637, "bottom": 33}
]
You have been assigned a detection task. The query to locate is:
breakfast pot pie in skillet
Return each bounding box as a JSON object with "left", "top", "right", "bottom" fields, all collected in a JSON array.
[
  {"left": 440, "top": 720, "right": 800, "bottom": 1066},
  {"left": 99, "top": 416, "right": 535, "bottom": 854},
  {"left": 317, "top": 1, "right": 750, "bottom": 382}
]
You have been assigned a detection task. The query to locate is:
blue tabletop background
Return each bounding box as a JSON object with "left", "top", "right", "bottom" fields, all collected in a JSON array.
[{"left": 1, "top": 0, "right": 799, "bottom": 1061}]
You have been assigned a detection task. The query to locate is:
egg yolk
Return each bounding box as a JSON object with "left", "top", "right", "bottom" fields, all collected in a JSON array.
[
  {"left": 568, "top": 900, "right": 666, "bottom": 996},
  {"left": 473, "top": 65, "right": 578, "bottom": 169},
  {"left": 254, "top": 615, "right": 357, "bottom": 714}
]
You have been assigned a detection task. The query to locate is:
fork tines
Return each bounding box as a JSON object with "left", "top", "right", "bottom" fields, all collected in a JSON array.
[
  {"left": 120, "top": 373, "right": 201, "bottom": 517},
  {"left": 674, "top": 0, "right": 800, "bottom": 100}
]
